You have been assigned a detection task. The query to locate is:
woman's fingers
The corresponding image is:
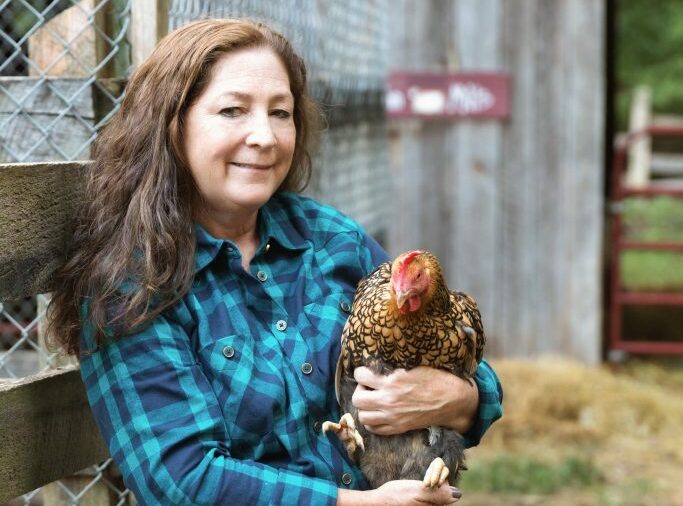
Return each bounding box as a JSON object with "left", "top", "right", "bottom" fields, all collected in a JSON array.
[
  {"left": 355, "top": 408, "right": 385, "bottom": 425},
  {"left": 372, "top": 480, "right": 461, "bottom": 505},
  {"left": 353, "top": 366, "right": 387, "bottom": 388}
]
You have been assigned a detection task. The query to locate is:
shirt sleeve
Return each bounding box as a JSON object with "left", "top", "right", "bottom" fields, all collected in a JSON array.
[
  {"left": 79, "top": 313, "right": 339, "bottom": 506},
  {"left": 462, "top": 359, "right": 504, "bottom": 448}
]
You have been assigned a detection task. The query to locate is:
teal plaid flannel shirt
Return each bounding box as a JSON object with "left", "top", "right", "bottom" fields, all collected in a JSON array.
[{"left": 80, "top": 193, "right": 503, "bottom": 505}]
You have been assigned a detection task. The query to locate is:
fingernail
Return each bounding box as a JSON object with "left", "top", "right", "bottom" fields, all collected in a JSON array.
[{"left": 450, "top": 487, "right": 462, "bottom": 499}]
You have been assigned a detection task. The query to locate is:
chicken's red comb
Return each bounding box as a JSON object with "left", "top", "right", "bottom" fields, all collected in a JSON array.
[{"left": 397, "top": 250, "right": 424, "bottom": 275}]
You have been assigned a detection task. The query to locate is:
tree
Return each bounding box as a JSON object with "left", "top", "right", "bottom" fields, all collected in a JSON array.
[{"left": 616, "top": 0, "right": 683, "bottom": 129}]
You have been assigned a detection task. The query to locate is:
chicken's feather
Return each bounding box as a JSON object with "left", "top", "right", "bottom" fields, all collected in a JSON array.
[
  {"left": 338, "top": 253, "right": 485, "bottom": 384},
  {"left": 333, "top": 251, "right": 486, "bottom": 488}
]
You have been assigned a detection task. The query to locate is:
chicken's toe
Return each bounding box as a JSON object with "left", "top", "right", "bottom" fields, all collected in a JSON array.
[
  {"left": 321, "top": 420, "right": 340, "bottom": 434},
  {"left": 423, "top": 457, "right": 449, "bottom": 488},
  {"left": 322, "top": 413, "right": 365, "bottom": 461}
]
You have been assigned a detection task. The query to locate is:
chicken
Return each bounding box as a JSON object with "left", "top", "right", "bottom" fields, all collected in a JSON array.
[{"left": 323, "top": 250, "right": 485, "bottom": 489}]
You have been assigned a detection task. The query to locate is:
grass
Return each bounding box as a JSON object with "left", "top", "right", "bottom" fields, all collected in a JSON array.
[
  {"left": 620, "top": 196, "right": 683, "bottom": 291},
  {"left": 461, "top": 455, "right": 602, "bottom": 494},
  {"left": 460, "top": 358, "right": 683, "bottom": 506},
  {"left": 622, "top": 196, "right": 683, "bottom": 242},
  {"left": 619, "top": 197, "right": 683, "bottom": 343},
  {"left": 621, "top": 251, "right": 683, "bottom": 291}
]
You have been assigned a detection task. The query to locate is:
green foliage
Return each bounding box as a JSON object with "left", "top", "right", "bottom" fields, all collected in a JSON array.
[
  {"left": 5, "top": 1, "right": 69, "bottom": 37},
  {"left": 460, "top": 455, "right": 603, "bottom": 494},
  {"left": 616, "top": 0, "right": 683, "bottom": 129}
]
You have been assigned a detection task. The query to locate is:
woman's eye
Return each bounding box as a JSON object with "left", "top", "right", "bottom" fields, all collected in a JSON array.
[
  {"left": 271, "top": 109, "right": 291, "bottom": 119},
  {"left": 220, "top": 107, "right": 241, "bottom": 118}
]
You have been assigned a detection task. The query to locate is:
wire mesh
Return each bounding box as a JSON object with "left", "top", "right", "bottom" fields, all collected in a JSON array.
[
  {"left": 2, "top": 1, "right": 390, "bottom": 503},
  {"left": 1, "top": 1, "right": 132, "bottom": 504},
  {"left": 0, "top": 297, "right": 43, "bottom": 378},
  {"left": 0, "top": 0, "right": 130, "bottom": 163}
]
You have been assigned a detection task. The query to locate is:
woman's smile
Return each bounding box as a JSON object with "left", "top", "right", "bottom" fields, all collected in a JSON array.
[{"left": 230, "top": 161, "right": 274, "bottom": 170}]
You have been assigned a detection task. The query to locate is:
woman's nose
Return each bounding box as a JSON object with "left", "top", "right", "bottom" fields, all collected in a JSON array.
[{"left": 245, "top": 112, "right": 276, "bottom": 148}]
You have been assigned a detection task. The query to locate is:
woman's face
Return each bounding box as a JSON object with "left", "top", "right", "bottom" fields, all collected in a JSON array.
[{"left": 183, "top": 47, "right": 296, "bottom": 219}]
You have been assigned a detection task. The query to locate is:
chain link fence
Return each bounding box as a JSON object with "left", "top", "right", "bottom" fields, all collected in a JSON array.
[{"left": 2, "top": 1, "right": 390, "bottom": 503}]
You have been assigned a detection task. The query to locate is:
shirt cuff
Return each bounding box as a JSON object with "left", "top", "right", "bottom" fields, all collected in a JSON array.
[{"left": 462, "top": 359, "right": 503, "bottom": 448}]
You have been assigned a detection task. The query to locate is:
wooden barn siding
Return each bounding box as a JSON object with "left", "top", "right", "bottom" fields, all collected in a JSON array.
[{"left": 387, "top": 0, "right": 604, "bottom": 363}]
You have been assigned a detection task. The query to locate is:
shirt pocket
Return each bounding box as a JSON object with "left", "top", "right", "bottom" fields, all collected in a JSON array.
[
  {"left": 197, "top": 334, "right": 284, "bottom": 456},
  {"left": 198, "top": 335, "right": 255, "bottom": 431},
  {"left": 199, "top": 334, "right": 254, "bottom": 374}
]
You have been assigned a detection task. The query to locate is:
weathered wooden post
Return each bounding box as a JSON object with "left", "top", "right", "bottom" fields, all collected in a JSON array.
[
  {"left": 1, "top": 1, "right": 169, "bottom": 504},
  {"left": 0, "top": 161, "right": 110, "bottom": 504},
  {"left": 24, "top": 1, "right": 122, "bottom": 502},
  {"left": 130, "top": 0, "right": 170, "bottom": 68}
]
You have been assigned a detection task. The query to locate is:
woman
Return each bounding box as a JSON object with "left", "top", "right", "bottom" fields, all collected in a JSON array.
[{"left": 49, "top": 19, "right": 502, "bottom": 505}]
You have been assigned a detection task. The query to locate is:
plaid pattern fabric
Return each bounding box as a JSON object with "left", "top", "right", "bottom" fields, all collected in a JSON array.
[{"left": 80, "top": 193, "right": 502, "bottom": 505}]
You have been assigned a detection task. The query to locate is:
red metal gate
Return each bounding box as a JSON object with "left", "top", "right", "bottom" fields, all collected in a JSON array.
[{"left": 609, "top": 126, "right": 683, "bottom": 355}]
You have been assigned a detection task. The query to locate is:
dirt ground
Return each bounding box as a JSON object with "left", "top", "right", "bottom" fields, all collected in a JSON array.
[{"left": 458, "top": 357, "right": 683, "bottom": 506}]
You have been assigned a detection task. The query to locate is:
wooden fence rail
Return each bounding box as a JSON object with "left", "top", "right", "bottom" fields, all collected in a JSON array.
[
  {"left": 0, "top": 161, "right": 108, "bottom": 503},
  {"left": 0, "top": 161, "right": 87, "bottom": 300},
  {"left": 0, "top": 366, "right": 109, "bottom": 502}
]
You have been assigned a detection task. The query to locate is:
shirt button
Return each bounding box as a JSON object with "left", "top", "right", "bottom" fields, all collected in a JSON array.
[
  {"left": 256, "top": 270, "right": 268, "bottom": 282},
  {"left": 341, "top": 473, "right": 353, "bottom": 486},
  {"left": 340, "top": 301, "right": 351, "bottom": 313},
  {"left": 276, "top": 320, "right": 287, "bottom": 331},
  {"left": 301, "top": 362, "right": 313, "bottom": 375},
  {"left": 222, "top": 346, "right": 235, "bottom": 359},
  {"left": 265, "top": 242, "right": 271, "bottom": 253},
  {"left": 313, "top": 420, "right": 322, "bottom": 433}
]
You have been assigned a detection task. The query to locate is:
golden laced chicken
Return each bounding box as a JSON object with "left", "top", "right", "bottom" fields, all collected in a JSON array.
[{"left": 323, "top": 250, "right": 485, "bottom": 489}]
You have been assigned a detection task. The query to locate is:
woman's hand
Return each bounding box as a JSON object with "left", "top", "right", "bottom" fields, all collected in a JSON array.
[
  {"left": 351, "top": 366, "right": 479, "bottom": 435},
  {"left": 337, "top": 480, "right": 461, "bottom": 505}
]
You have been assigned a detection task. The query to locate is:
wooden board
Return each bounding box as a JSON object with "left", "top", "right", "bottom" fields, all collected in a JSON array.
[
  {"left": 0, "top": 161, "right": 87, "bottom": 300},
  {"left": 0, "top": 365, "right": 109, "bottom": 502},
  {"left": 650, "top": 153, "right": 683, "bottom": 176},
  {"left": 450, "top": 0, "right": 503, "bottom": 354},
  {"left": 130, "top": 0, "right": 169, "bottom": 68},
  {"left": 27, "top": 0, "right": 97, "bottom": 78},
  {"left": 387, "top": 0, "right": 605, "bottom": 363},
  {"left": 0, "top": 77, "right": 94, "bottom": 163},
  {"left": 625, "top": 86, "right": 652, "bottom": 188}
]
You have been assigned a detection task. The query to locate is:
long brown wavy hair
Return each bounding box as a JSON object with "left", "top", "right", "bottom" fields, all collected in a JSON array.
[{"left": 48, "top": 19, "right": 321, "bottom": 355}]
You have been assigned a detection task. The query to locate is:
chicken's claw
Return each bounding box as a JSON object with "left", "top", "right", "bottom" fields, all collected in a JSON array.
[
  {"left": 322, "top": 413, "right": 365, "bottom": 460},
  {"left": 423, "top": 457, "right": 450, "bottom": 488}
]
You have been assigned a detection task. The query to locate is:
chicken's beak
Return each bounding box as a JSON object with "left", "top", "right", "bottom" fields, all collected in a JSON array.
[{"left": 395, "top": 290, "right": 409, "bottom": 310}]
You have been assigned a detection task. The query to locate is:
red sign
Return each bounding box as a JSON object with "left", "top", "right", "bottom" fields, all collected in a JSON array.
[{"left": 386, "top": 71, "right": 510, "bottom": 119}]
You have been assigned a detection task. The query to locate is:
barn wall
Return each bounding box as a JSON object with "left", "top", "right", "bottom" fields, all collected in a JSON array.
[{"left": 387, "top": 0, "right": 605, "bottom": 363}]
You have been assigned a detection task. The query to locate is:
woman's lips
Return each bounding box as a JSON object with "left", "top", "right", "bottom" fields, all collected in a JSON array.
[{"left": 231, "top": 162, "right": 273, "bottom": 170}]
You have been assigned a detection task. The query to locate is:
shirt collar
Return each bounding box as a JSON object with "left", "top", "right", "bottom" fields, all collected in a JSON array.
[
  {"left": 258, "top": 196, "right": 309, "bottom": 253},
  {"left": 193, "top": 195, "right": 309, "bottom": 274},
  {"left": 194, "top": 223, "right": 227, "bottom": 273}
]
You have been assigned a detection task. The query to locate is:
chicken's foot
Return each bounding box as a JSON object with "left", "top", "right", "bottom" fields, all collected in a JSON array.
[
  {"left": 322, "top": 413, "right": 365, "bottom": 461},
  {"left": 423, "top": 457, "right": 450, "bottom": 488}
]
